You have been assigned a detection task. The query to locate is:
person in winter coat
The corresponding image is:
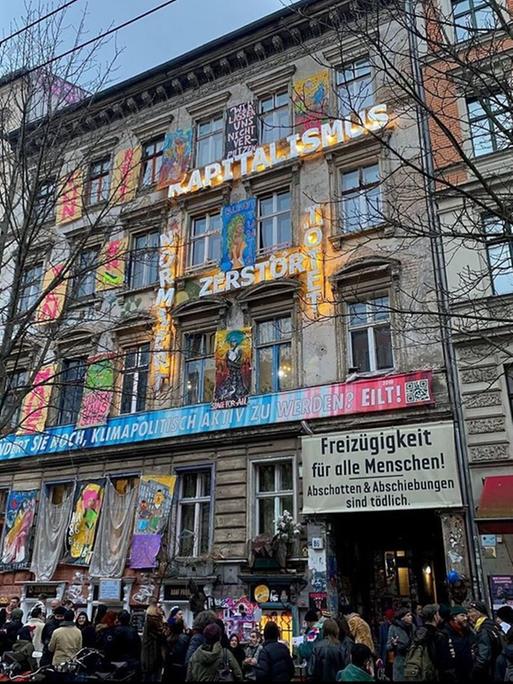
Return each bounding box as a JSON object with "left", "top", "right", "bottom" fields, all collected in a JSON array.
[
  {"left": 163, "top": 620, "right": 189, "bottom": 683},
  {"left": 378, "top": 609, "right": 395, "bottom": 678},
  {"left": 496, "top": 606, "right": 513, "bottom": 637},
  {"left": 48, "top": 609, "right": 83, "bottom": 666},
  {"left": 4, "top": 608, "right": 23, "bottom": 650},
  {"left": 408, "top": 604, "right": 457, "bottom": 682},
  {"left": 243, "top": 630, "right": 263, "bottom": 681},
  {"left": 255, "top": 620, "right": 295, "bottom": 683},
  {"left": 298, "top": 609, "right": 324, "bottom": 667},
  {"left": 468, "top": 600, "right": 502, "bottom": 683},
  {"left": 495, "top": 625, "right": 513, "bottom": 681},
  {"left": 386, "top": 607, "right": 415, "bottom": 681},
  {"left": 341, "top": 607, "right": 375, "bottom": 654},
  {"left": 141, "top": 600, "right": 165, "bottom": 682},
  {"left": 184, "top": 610, "right": 217, "bottom": 665},
  {"left": 336, "top": 643, "right": 374, "bottom": 682},
  {"left": 112, "top": 610, "right": 141, "bottom": 670},
  {"left": 442, "top": 607, "right": 473, "bottom": 684},
  {"left": 40, "top": 605, "right": 66, "bottom": 666},
  {"left": 228, "top": 633, "right": 245, "bottom": 669},
  {"left": 308, "top": 618, "right": 352, "bottom": 682},
  {"left": 96, "top": 609, "right": 118, "bottom": 658},
  {"left": 25, "top": 606, "right": 45, "bottom": 658},
  {"left": 75, "top": 612, "right": 96, "bottom": 649},
  {"left": 186, "top": 623, "right": 243, "bottom": 682}
]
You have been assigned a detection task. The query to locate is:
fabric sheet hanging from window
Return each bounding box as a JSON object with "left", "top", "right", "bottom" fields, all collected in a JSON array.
[
  {"left": 64, "top": 481, "right": 104, "bottom": 566},
  {"left": 0, "top": 490, "right": 38, "bottom": 571},
  {"left": 31, "top": 485, "right": 74, "bottom": 581}
]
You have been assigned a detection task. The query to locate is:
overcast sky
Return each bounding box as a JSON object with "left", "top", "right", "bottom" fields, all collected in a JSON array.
[{"left": 1, "top": 0, "right": 286, "bottom": 86}]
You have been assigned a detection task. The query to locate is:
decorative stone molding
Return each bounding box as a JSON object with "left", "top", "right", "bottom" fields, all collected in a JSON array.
[
  {"left": 186, "top": 90, "right": 232, "bottom": 120},
  {"left": 469, "top": 443, "right": 510, "bottom": 461},
  {"left": 457, "top": 344, "right": 495, "bottom": 362},
  {"left": 132, "top": 111, "right": 174, "bottom": 139},
  {"left": 247, "top": 64, "right": 296, "bottom": 96},
  {"left": 460, "top": 365, "right": 498, "bottom": 384},
  {"left": 463, "top": 391, "right": 502, "bottom": 409},
  {"left": 467, "top": 417, "right": 505, "bottom": 434}
]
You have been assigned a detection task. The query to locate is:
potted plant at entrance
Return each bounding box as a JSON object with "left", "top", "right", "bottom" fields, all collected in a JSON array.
[{"left": 273, "top": 511, "right": 302, "bottom": 569}]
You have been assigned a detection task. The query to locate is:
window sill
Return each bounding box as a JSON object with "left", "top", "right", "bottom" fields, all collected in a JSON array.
[
  {"left": 345, "top": 368, "right": 396, "bottom": 382},
  {"left": 329, "top": 223, "right": 386, "bottom": 249},
  {"left": 119, "top": 284, "right": 158, "bottom": 298},
  {"left": 184, "top": 261, "right": 218, "bottom": 276},
  {"left": 67, "top": 295, "right": 99, "bottom": 310}
]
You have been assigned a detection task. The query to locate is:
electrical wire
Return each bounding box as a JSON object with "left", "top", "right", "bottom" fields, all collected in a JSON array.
[{"left": 0, "top": 0, "right": 80, "bottom": 46}]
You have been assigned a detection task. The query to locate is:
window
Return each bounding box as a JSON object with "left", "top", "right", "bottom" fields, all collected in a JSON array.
[
  {"left": 184, "top": 332, "right": 215, "bottom": 404},
  {"left": 195, "top": 115, "right": 224, "bottom": 166},
  {"left": 34, "top": 179, "right": 55, "bottom": 216},
  {"left": 347, "top": 296, "right": 393, "bottom": 373},
  {"left": 120, "top": 343, "right": 150, "bottom": 414},
  {"left": 49, "top": 482, "right": 73, "bottom": 505},
  {"left": 176, "top": 470, "right": 211, "bottom": 557},
  {"left": 340, "top": 164, "right": 381, "bottom": 232},
  {"left": 259, "top": 90, "right": 290, "bottom": 144},
  {"left": 255, "top": 460, "right": 294, "bottom": 536},
  {"left": 255, "top": 316, "right": 293, "bottom": 394},
  {"left": 140, "top": 137, "right": 164, "bottom": 187},
  {"left": 452, "top": 0, "right": 497, "bottom": 41},
  {"left": 467, "top": 94, "right": 512, "bottom": 157},
  {"left": 189, "top": 213, "right": 221, "bottom": 268},
  {"left": 86, "top": 157, "right": 111, "bottom": 205},
  {"left": 1, "top": 371, "right": 27, "bottom": 430},
  {"left": 483, "top": 215, "right": 513, "bottom": 295},
  {"left": 73, "top": 247, "right": 99, "bottom": 300},
  {"left": 57, "top": 357, "right": 86, "bottom": 425},
  {"left": 129, "top": 230, "right": 159, "bottom": 289},
  {"left": 18, "top": 263, "right": 43, "bottom": 313},
  {"left": 337, "top": 58, "right": 373, "bottom": 117},
  {"left": 257, "top": 190, "right": 291, "bottom": 252}
]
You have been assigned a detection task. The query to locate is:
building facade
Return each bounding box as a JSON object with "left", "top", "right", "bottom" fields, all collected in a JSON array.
[{"left": 0, "top": 0, "right": 476, "bottom": 635}]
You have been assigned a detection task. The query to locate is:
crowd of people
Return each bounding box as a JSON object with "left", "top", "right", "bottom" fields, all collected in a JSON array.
[{"left": 0, "top": 595, "right": 511, "bottom": 681}]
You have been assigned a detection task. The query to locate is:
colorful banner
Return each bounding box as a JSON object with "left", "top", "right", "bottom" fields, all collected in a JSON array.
[
  {"left": 130, "top": 475, "right": 176, "bottom": 569},
  {"left": 17, "top": 365, "right": 55, "bottom": 434},
  {"left": 293, "top": 70, "right": 329, "bottom": 134},
  {"left": 95, "top": 238, "right": 126, "bottom": 291},
  {"left": 56, "top": 169, "right": 83, "bottom": 224},
  {"left": 219, "top": 199, "right": 256, "bottom": 272},
  {"left": 110, "top": 146, "right": 142, "bottom": 205},
  {"left": 158, "top": 128, "right": 193, "bottom": 188},
  {"left": 0, "top": 490, "right": 37, "bottom": 570},
  {"left": 1, "top": 371, "right": 434, "bottom": 460},
  {"left": 77, "top": 354, "right": 115, "bottom": 429},
  {"left": 36, "top": 263, "right": 67, "bottom": 323},
  {"left": 213, "top": 328, "right": 252, "bottom": 410},
  {"left": 226, "top": 102, "right": 258, "bottom": 159},
  {"left": 65, "top": 481, "right": 104, "bottom": 565}
]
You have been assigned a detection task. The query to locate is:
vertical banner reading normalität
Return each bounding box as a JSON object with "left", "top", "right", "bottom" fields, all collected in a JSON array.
[{"left": 302, "top": 422, "right": 462, "bottom": 514}]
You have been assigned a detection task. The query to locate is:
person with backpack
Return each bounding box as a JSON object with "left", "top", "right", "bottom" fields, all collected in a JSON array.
[
  {"left": 468, "top": 600, "right": 503, "bottom": 683},
  {"left": 308, "top": 618, "right": 352, "bottom": 682},
  {"left": 403, "top": 604, "right": 457, "bottom": 682},
  {"left": 255, "top": 621, "right": 295, "bottom": 682},
  {"left": 186, "top": 623, "right": 243, "bottom": 682},
  {"left": 494, "top": 625, "right": 513, "bottom": 681},
  {"left": 387, "top": 608, "right": 415, "bottom": 681}
]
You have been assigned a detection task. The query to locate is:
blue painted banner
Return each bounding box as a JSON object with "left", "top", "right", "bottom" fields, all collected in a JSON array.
[{"left": 0, "top": 371, "right": 433, "bottom": 461}]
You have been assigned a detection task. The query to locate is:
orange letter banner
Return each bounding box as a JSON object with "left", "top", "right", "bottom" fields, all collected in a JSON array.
[
  {"left": 96, "top": 238, "right": 127, "bottom": 291},
  {"left": 18, "top": 365, "right": 55, "bottom": 434},
  {"left": 36, "top": 263, "right": 68, "bottom": 323},
  {"left": 56, "top": 169, "right": 83, "bottom": 225},
  {"left": 110, "top": 146, "right": 142, "bottom": 205}
]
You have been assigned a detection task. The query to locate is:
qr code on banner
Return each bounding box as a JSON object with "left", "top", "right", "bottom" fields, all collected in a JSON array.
[{"left": 405, "top": 379, "right": 430, "bottom": 404}]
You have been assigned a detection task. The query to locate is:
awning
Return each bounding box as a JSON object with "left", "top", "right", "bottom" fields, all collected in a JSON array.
[{"left": 476, "top": 475, "right": 513, "bottom": 534}]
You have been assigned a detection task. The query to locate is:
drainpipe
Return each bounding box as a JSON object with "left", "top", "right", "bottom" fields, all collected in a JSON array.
[{"left": 404, "top": 0, "right": 485, "bottom": 600}]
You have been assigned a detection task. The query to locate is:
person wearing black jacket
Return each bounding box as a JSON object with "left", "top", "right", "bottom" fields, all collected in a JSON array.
[
  {"left": 111, "top": 610, "right": 141, "bottom": 674},
  {"left": 40, "top": 606, "right": 66, "bottom": 666},
  {"left": 163, "top": 620, "right": 189, "bottom": 683},
  {"left": 414, "top": 604, "right": 457, "bottom": 683},
  {"left": 443, "top": 607, "right": 473, "bottom": 683},
  {"left": 256, "top": 621, "right": 295, "bottom": 683},
  {"left": 468, "top": 600, "right": 503, "bottom": 683},
  {"left": 75, "top": 612, "right": 96, "bottom": 649},
  {"left": 308, "top": 618, "right": 351, "bottom": 682}
]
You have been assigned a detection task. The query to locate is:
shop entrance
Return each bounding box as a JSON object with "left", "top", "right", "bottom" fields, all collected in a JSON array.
[{"left": 332, "top": 509, "right": 448, "bottom": 629}]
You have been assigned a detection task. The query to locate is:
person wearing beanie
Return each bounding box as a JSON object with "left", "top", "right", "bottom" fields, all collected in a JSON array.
[
  {"left": 441, "top": 607, "right": 473, "bottom": 683},
  {"left": 386, "top": 607, "right": 415, "bottom": 681},
  {"left": 404, "top": 604, "right": 457, "bottom": 681},
  {"left": 255, "top": 621, "right": 295, "bottom": 682},
  {"left": 48, "top": 609, "right": 82, "bottom": 666},
  {"left": 40, "top": 605, "right": 66, "bottom": 666},
  {"left": 298, "top": 608, "right": 323, "bottom": 667},
  {"left": 468, "top": 600, "right": 502, "bottom": 682},
  {"left": 186, "top": 623, "right": 242, "bottom": 682},
  {"left": 5, "top": 607, "right": 24, "bottom": 649}
]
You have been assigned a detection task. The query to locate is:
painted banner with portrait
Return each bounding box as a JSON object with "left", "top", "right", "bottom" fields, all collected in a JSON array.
[
  {"left": 96, "top": 238, "right": 127, "bottom": 291},
  {"left": 219, "top": 199, "right": 256, "bottom": 273},
  {"left": 64, "top": 481, "right": 104, "bottom": 566},
  {"left": 77, "top": 354, "right": 115, "bottom": 428},
  {"left": 36, "top": 263, "right": 68, "bottom": 323},
  {"left": 56, "top": 169, "right": 83, "bottom": 225},
  {"left": 158, "top": 128, "right": 193, "bottom": 188},
  {"left": 129, "top": 474, "right": 176, "bottom": 569},
  {"left": 110, "top": 146, "right": 142, "bottom": 205},
  {"left": 293, "top": 69, "right": 329, "bottom": 134},
  {"left": 212, "top": 328, "right": 252, "bottom": 410},
  {"left": 0, "top": 490, "right": 37, "bottom": 570},
  {"left": 18, "top": 365, "right": 55, "bottom": 434}
]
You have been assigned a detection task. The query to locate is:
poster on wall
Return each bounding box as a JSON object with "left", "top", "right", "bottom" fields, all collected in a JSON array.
[
  {"left": 212, "top": 328, "right": 252, "bottom": 410},
  {"left": 0, "top": 490, "right": 37, "bottom": 570},
  {"left": 36, "top": 264, "right": 68, "bottom": 323},
  {"left": 17, "top": 365, "right": 55, "bottom": 434},
  {"left": 302, "top": 422, "right": 463, "bottom": 514},
  {"left": 158, "top": 128, "right": 193, "bottom": 188},
  {"left": 129, "top": 475, "right": 176, "bottom": 569},
  {"left": 226, "top": 102, "right": 258, "bottom": 159},
  {"left": 110, "top": 146, "right": 142, "bottom": 205},
  {"left": 96, "top": 239, "right": 127, "bottom": 291},
  {"left": 77, "top": 354, "right": 115, "bottom": 428},
  {"left": 56, "top": 169, "right": 83, "bottom": 224},
  {"left": 65, "top": 481, "right": 104, "bottom": 565},
  {"left": 219, "top": 199, "right": 256, "bottom": 272},
  {"left": 293, "top": 70, "right": 329, "bottom": 134},
  {"left": 489, "top": 576, "right": 513, "bottom": 609}
]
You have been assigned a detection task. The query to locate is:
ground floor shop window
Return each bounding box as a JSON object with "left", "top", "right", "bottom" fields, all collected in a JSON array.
[{"left": 259, "top": 610, "right": 293, "bottom": 649}]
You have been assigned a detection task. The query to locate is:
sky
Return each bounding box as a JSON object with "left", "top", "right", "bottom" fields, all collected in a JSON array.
[{"left": 0, "top": 0, "right": 286, "bottom": 86}]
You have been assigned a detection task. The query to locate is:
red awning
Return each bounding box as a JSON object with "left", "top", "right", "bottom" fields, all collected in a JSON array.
[{"left": 477, "top": 476, "right": 513, "bottom": 534}]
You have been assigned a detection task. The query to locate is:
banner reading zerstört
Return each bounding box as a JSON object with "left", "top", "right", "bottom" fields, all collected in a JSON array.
[{"left": 302, "top": 422, "right": 462, "bottom": 514}]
